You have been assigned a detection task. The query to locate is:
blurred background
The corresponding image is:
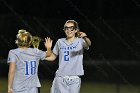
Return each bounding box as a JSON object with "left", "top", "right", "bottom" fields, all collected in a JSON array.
[{"left": 0, "top": 0, "right": 140, "bottom": 93}]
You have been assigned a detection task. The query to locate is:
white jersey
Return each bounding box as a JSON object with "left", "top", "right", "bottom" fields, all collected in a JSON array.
[
  {"left": 7, "top": 48, "right": 46, "bottom": 90},
  {"left": 53, "top": 37, "right": 88, "bottom": 76}
]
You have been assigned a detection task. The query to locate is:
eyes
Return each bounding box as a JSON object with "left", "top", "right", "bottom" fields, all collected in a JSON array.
[{"left": 63, "top": 26, "right": 76, "bottom": 31}]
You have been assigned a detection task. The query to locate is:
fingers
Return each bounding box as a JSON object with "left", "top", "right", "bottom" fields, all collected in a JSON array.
[
  {"left": 79, "top": 32, "right": 87, "bottom": 38},
  {"left": 45, "top": 37, "right": 52, "bottom": 43},
  {"left": 44, "top": 37, "right": 53, "bottom": 48}
]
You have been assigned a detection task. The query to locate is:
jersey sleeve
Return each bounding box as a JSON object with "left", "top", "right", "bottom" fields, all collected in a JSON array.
[
  {"left": 36, "top": 49, "right": 46, "bottom": 60},
  {"left": 53, "top": 40, "right": 59, "bottom": 55},
  {"left": 7, "top": 50, "right": 17, "bottom": 63}
]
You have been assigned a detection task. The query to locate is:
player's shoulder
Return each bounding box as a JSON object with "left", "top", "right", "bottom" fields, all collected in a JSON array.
[
  {"left": 9, "top": 48, "right": 18, "bottom": 53},
  {"left": 8, "top": 48, "right": 21, "bottom": 56},
  {"left": 57, "top": 38, "right": 66, "bottom": 42},
  {"left": 77, "top": 37, "right": 85, "bottom": 42},
  {"left": 58, "top": 38, "right": 65, "bottom": 40},
  {"left": 77, "top": 37, "right": 83, "bottom": 40}
]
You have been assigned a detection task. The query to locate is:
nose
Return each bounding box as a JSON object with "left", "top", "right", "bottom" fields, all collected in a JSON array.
[{"left": 67, "top": 28, "right": 73, "bottom": 31}]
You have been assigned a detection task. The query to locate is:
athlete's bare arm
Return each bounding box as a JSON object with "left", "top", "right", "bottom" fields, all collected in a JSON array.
[
  {"left": 45, "top": 53, "right": 57, "bottom": 61},
  {"left": 78, "top": 31, "right": 91, "bottom": 48},
  {"left": 8, "top": 62, "right": 16, "bottom": 93},
  {"left": 44, "top": 37, "right": 53, "bottom": 57}
]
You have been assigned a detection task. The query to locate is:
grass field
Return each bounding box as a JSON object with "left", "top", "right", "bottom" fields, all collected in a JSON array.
[{"left": 1, "top": 78, "right": 140, "bottom": 93}]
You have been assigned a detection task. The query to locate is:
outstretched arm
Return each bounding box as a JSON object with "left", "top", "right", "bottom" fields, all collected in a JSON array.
[
  {"left": 45, "top": 53, "right": 57, "bottom": 61},
  {"left": 44, "top": 37, "right": 53, "bottom": 57},
  {"left": 44, "top": 37, "right": 57, "bottom": 61}
]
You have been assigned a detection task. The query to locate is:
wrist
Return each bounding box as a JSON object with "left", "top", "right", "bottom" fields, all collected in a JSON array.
[
  {"left": 83, "top": 36, "right": 87, "bottom": 39},
  {"left": 46, "top": 48, "right": 52, "bottom": 54},
  {"left": 47, "top": 48, "right": 51, "bottom": 51},
  {"left": 8, "top": 87, "right": 11, "bottom": 90}
]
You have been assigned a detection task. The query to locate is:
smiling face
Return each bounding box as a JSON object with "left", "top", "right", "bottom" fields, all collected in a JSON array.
[{"left": 64, "top": 22, "right": 78, "bottom": 39}]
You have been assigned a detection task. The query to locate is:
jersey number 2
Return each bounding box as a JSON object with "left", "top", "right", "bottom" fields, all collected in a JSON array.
[
  {"left": 64, "top": 51, "right": 69, "bottom": 61},
  {"left": 24, "top": 61, "right": 36, "bottom": 75}
]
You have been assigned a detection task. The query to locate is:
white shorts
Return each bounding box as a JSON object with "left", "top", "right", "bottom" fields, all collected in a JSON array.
[
  {"left": 13, "top": 87, "right": 38, "bottom": 93},
  {"left": 51, "top": 76, "right": 81, "bottom": 93}
]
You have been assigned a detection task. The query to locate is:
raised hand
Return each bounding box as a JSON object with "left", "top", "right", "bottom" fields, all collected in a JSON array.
[
  {"left": 78, "top": 31, "right": 87, "bottom": 38},
  {"left": 44, "top": 37, "right": 53, "bottom": 49}
]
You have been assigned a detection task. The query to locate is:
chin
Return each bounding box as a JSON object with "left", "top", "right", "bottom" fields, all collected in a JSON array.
[{"left": 67, "top": 36, "right": 72, "bottom": 38}]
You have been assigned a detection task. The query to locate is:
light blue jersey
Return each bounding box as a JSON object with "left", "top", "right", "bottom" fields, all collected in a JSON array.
[
  {"left": 53, "top": 37, "right": 88, "bottom": 76},
  {"left": 7, "top": 48, "right": 46, "bottom": 90}
]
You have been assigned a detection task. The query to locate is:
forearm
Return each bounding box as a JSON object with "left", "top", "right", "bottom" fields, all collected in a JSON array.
[
  {"left": 45, "top": 53, "right": 57, "bottom": 61},
  {"left": 8, "top": 62, "right": 16, "bottom": 90},
  {"left": 8, "top": 70, "right": 15, "bottom": 89},
  {"left": 83, "top": 36, "right": 91, "bottom": 47},
  {"left": 46, "top": 48, "right": 52, "bottom": 57}
]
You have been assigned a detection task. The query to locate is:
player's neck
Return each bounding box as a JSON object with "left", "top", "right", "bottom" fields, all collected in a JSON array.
[
  {"left": 19, "top": 46, "right": 29, "bottom": 49},
  {"left": 66, "top": 36, "right": 76, "bottom": 43}
]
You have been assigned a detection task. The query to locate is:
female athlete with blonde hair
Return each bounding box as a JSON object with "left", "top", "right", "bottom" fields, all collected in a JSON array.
[{"left": 7, "top": 29, "right": 52, "bottom": 93}]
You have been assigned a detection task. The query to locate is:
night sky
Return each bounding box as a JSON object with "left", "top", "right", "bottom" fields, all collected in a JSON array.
[{"left": 0, "top": 0, "right": 140, "bottom": 60}]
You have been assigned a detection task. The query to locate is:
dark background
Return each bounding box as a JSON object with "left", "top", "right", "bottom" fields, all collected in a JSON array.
[
  {"left": 0, "top": 0, "right": 140, "bottom": 60},
  {"left": 0, "top": 0, "right": 140, "bottom": 84}
]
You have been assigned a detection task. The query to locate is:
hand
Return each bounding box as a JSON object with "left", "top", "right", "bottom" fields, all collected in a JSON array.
[
  {"left": 78, "top": 32, "right": 87, "bottom": 38},
  {"left": 44, "top": 37, "right": 53, "bottom": 49},
  {"left": 8, "top": 88, "right": 13, "bottom": 93}
]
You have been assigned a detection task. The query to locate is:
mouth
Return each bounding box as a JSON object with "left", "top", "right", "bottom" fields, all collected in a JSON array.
[{"left": 67, "top": 31, "right": 72, "bottom": 35}]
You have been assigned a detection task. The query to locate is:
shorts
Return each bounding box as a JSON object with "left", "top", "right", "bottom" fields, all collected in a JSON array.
[
  {"left": 51, "top": 76, "right": 81, "bottom": 93},
  {"left": 13, "top": 87, "right": 38, "bottom": 93}
]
